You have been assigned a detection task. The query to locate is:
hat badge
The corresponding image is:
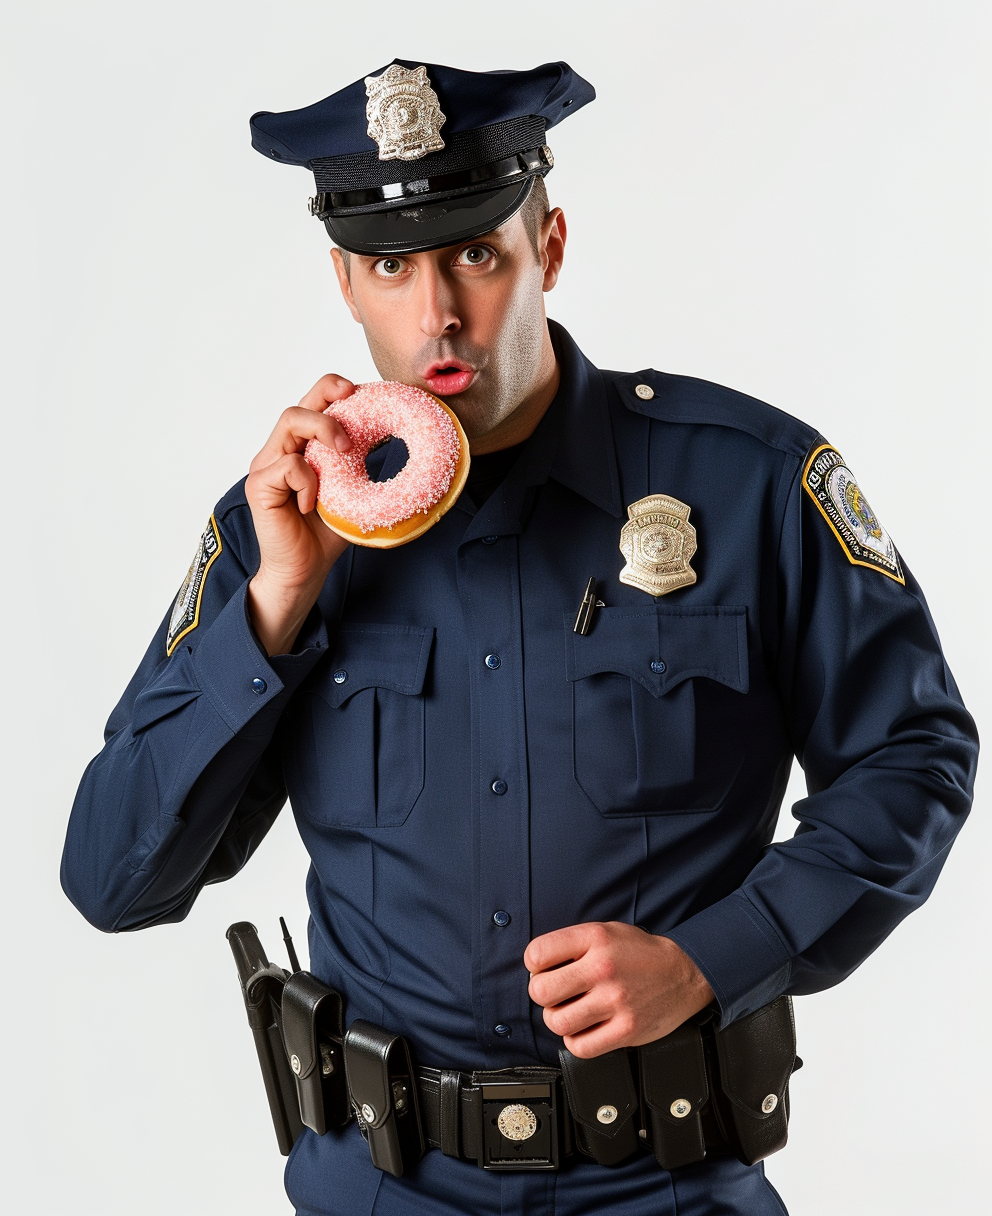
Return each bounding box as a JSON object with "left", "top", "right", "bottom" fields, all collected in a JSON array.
[
  {"left": 364, "top": 64, "right": 446, "bottom": 162},
  {"left": 619, "top": 494, "right": 698, "bottom": 597}
]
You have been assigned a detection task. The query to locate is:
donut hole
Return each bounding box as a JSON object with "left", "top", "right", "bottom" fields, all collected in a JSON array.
[{"left": 365, "top": 435, "right": 410, "bottom": 483}]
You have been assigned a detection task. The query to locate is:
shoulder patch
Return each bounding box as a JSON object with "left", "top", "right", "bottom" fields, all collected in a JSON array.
[
  {"left": 166, "top": 515, "right": 223, "bottom": 655},
  {"left": 802, "top": 444, "right": 904, "bottom": 583}
]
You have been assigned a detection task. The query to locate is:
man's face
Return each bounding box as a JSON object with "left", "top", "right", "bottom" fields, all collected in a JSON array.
[{"left": 331, "top": 208, "right": 565, "bottom": 444}]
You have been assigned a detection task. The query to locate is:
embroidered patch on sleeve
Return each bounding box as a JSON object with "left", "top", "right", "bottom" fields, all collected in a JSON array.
[
  {"left": 166, "top": 515, "right": 223, "bottom": 655},
  {"left": 802, "top": 444, "right": 904, "bottom": 583}
]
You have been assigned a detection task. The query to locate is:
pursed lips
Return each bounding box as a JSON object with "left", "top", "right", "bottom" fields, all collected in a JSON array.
[{"left": 421, "top": 360, "right": 477, "bottom": 396}]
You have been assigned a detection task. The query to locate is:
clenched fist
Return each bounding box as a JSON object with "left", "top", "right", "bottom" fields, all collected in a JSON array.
[{"left": 525, "top": 921, "right": 714, "bottom": 1059}]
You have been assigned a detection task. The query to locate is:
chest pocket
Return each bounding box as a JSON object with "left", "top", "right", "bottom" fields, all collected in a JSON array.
[
  {"left": 296, "top": 623, "right": 434, "bottom": 828},
  {"left": 564, "top": 606, "right": 748, "bottom": 817}
]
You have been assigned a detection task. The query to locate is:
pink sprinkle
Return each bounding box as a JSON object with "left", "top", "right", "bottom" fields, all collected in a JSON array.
[{"left": 304, "top": 382, "right": 461, "bottom": 533}]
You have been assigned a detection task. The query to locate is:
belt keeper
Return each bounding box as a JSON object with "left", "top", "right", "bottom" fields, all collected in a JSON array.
[{"left": 439, "top": 1069, "right": 462, "bottom": 1158}]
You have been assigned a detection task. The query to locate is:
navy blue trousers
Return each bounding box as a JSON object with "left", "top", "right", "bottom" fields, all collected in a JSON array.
[{"left": 286, "top": 1126, "right": 790, "bottom": 1215}]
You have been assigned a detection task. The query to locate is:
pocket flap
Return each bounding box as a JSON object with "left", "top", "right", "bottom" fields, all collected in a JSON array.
[
  {"left": 317, "top": 624, "right": 434, "bottom": 708},
  {"left": 564, "top": 605, "right": 748, "bottom": 697}
]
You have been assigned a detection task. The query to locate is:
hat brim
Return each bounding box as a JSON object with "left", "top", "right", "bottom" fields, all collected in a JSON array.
[{"left": 323, "top": 179, "right": 534, "bottom": 256}]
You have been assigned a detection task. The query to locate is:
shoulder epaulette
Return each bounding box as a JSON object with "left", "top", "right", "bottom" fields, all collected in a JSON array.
[{"left": 609, "top": 369, "right": 818, "bottom": 462}]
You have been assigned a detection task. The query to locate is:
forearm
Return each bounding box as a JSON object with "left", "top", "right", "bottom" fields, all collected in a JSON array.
[
  {"left": 248, "top": 570, "right": 329, "bottom": 658},
  {"left": 61, "top": 581, "right": 328, "bottom": 930},
  {"left": 667, "top": 736, "right": 977, "bottom": 1026}
]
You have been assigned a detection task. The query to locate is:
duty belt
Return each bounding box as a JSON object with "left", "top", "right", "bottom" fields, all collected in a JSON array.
[{"left": 227, "top": 922, "right": 801, "bottom": 1180}]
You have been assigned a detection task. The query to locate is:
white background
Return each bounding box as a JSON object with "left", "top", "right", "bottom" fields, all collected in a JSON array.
[{"left": 3, "top": 2, "right": 989, "bottom": 1212}]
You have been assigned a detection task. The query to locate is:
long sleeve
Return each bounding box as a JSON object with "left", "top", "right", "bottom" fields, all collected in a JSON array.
[
  {"left": 666, "top": 447, "right": 979, "bottom": 1025},
  {"left": 60, "top": 482, "right": 329, "bottom": 931}
]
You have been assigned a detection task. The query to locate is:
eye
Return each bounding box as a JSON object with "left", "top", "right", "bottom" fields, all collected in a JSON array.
[
  {"left": 373, "top": 257, "right": 406, "bottom": 277},
  {"left": 455, "top": 245, "right": 494, "bottom": 266}
]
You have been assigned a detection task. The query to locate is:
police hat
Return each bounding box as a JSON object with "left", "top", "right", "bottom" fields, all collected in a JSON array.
[{"left": 250, "top": 60, "right": 594, "bottom": 255}]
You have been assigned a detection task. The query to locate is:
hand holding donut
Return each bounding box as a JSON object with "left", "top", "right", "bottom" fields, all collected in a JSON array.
[
  {"left": 245, "top": 374, "right": 355, "bottom": 656},
  {"left": 247, "top": 373, "right": 471, "bottom": 655}
]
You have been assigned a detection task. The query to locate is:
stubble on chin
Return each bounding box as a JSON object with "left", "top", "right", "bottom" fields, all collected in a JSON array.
[{"left": 361, "top": 287, "right": 547, "bottom": 443}]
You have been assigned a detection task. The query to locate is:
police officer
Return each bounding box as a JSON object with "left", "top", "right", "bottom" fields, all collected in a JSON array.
[{"left": 61, "top": 60, "right": 978, "bottom": 1216}]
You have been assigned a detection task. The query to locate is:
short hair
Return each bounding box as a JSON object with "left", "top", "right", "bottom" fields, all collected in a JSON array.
[
  {"left": 519, "top": 174, "right": 550, "bottom": 258},
  {"left": 336, "top": 175, "right": 550, "bottom": 271}
]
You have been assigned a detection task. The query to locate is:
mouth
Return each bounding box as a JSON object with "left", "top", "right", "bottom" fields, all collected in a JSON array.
[{"left": 421, "top": 359, "right": 477, "bottom": 396}]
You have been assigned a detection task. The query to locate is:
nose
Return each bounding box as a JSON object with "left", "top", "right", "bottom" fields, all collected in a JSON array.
[{"left": 415, "top": 261, "right": 460, "bottom": 338}]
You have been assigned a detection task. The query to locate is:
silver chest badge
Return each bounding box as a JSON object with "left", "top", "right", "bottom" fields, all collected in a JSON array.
[
  {"left": 619, "top": 494, "right": 698, "bottom": 597},
  {"left": 365, "top": 64, "right": 446, "bottom": 161}
]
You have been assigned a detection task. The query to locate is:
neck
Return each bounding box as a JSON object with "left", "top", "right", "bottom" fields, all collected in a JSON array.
[{"left": 469, "top": 326, "right": 560, "bottom": 455}]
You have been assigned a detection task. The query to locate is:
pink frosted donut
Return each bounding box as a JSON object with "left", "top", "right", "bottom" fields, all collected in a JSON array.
[{"left": 304, "top": 381, "right": 471, "bottom": 548}]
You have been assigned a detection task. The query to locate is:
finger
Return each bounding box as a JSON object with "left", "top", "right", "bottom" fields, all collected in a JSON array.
[
  {"left": 297, "top": 373, "right": 356, "bottom": 413},
  {"left": 528, "top": 957, "right": 594, "bottom": 1008},
  {"left": 562, "top": 1016, "right": 632, "bottom": 1060},
  {"left": 246, "top": 453, "right": 318, "bottom": 512},
  {"left": 524, "top": 922, "right": 607, "bottom": 975},
  {"left": 250, "top": 407, "right": 352, "bottom": 473},
  {"left": 541, "top": 988, "right": 617, "bottom": 1039}
]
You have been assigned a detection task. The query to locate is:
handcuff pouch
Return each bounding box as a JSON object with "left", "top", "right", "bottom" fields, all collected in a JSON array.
[
  {"left": 281, "top": 971, "right": 349, "bottom": 1135},
  {"left": 344, "top": 1019, "right": 425, "bottom": 1177}
]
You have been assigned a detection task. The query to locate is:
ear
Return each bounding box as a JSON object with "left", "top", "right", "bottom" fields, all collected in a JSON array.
[
  {"left": 331, "top": 248, "right": 363, "bottom": 323},
  {"left": 540, "top": 208, "right": 567, "bottom": 292}
]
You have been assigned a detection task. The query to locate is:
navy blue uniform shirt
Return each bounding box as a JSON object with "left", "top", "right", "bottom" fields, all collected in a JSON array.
[{"left": 62, "top": 320, "right": 977, "bottom": 1117}]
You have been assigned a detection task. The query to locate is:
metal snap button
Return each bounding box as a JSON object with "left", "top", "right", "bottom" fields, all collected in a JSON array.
[
  {"left": 761, "top": 1094, "right": 778, "bottom": 1114},
  {"left": 290, "top": 1054, "right": 301, "bottom": 1075},
  {"left": 482, "top": 535, "right": 498, "bottom": 545},
  {"left": 493, "top": 1023, "right": 512, "bottom": 1037},
  {"left": 485, "top": 653, "right": 501, "bottom": 669},
  {"left": 251, "top": 677, "right": 267, "bottom": 694},
  {"left": 670, "top": 1098, "right": 692, "bottom": 1118},
  {"left": 332, "top": 669, "right": 347, "bottom": 684},
  {"left": 491, "top": 779, "right": 508, "bottom": 795},
  {"left": 650, "top": 659, "right": 666, "bottom": 674},
  {"left": 635, "top": 383, "right": 655, "bottom": 400},
  {"left": 493, "top": 910, "right": 511, "bottom": 927},
  {"left": 596, "top": 1104, "right": 618, "bottom": 1124},
  {"left": 361, "top": 1103, "right": 376, "bottom": 1122}
]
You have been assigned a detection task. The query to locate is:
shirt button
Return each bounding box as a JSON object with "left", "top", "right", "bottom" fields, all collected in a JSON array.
[
  {"left": 332, "top": 669, "right": 348, "bottom": 684},
  {"left": 493, "top": 910, "right": 511, "bottom": 927},
  {"left": 482, "top": 535, "right": 499, "bottom": 545},
  {"left": 251, "top": 677, "right": 267, "bottom": 694},
  {"left": 635, "top": 383, "right": 655, "bottom": 400},
  {"left": 650, "top": 659, "right": 667, "bottom": 674},
  {"left": 491, "top": 780, "right": 508, "bottom": 796},
  {"left": 494, "top": 1024, "right": 512, "bottom": 1038},
  {"left": 485, "top": 653, "right": 501, "bottom": 670}
]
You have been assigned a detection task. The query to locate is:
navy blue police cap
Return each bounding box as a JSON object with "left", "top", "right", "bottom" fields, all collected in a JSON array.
[{"left": 250, "top": 59, "right": 594, "bottom": 255}]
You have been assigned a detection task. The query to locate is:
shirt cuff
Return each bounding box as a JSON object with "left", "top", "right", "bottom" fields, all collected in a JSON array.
[
  {"left": 191, "top": 581, "right": 328, "bottom": 733},
  {"left": 664, "top": 889, "right": 793, "bottom": 1027}
]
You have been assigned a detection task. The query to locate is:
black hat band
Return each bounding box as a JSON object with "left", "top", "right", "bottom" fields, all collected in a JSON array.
[{"left": 308, "top": 145, "right": 552, "bottom": 219}]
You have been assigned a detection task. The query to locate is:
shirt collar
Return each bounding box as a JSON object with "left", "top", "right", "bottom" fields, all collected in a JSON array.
[{"left": 459, "top": 320, "right": 622, "bottom": 543}]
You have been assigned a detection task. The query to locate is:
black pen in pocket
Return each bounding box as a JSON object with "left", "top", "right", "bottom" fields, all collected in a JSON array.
[{"left": 573, "top": 577, "right": 606, "bottom": 636}]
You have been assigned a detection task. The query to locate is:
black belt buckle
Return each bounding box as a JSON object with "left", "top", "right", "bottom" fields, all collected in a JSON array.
[{"left": 481, "top": 1080, "right": 559, "bottom": 1170}]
